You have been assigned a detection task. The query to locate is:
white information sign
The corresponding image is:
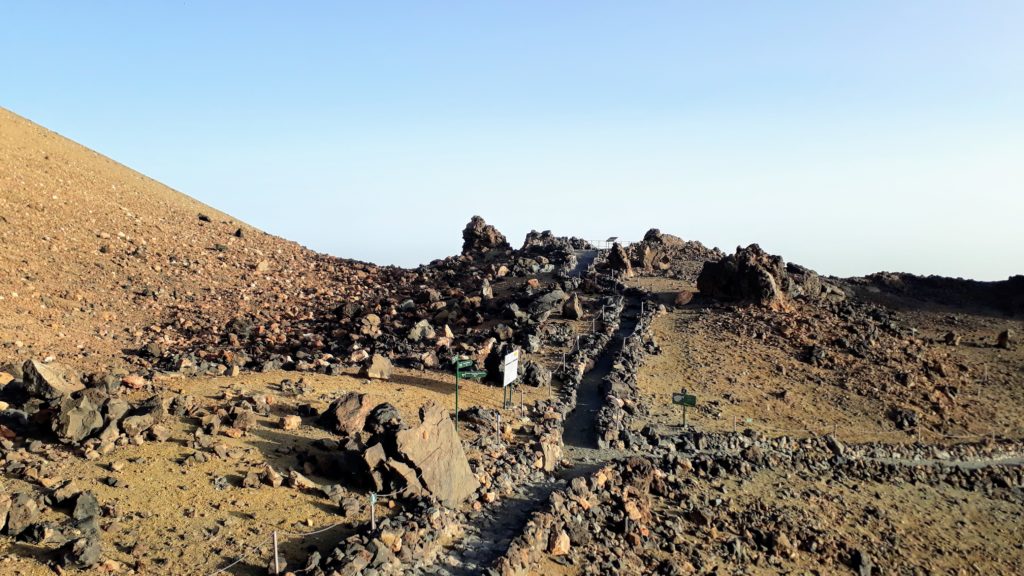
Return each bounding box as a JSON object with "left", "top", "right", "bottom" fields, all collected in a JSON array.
[{"left": 502, "top": 350, "right": 519, "bottom": 387}]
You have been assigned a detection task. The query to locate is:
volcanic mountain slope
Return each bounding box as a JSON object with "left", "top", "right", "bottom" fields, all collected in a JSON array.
[
  {"left": 0, "top": 108, "right": 591, "bottom": 381},
  {"left": 0, "top": 107, "right": 390, "bottom": 374}
]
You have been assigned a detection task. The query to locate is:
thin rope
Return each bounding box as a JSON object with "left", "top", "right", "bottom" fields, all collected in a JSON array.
[
  {"left": 266, "top": 488, "right": 405, "bottom": 537},
  {"left": 271, "top": 520, "right": 347, "bottom": 538},
  {"left": 208, "top": 543, "right": 260, "bottom": 576}
]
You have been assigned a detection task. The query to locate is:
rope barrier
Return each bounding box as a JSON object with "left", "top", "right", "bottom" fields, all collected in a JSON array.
[
  {"left": 208, "top": 542, "right": 262, "bottom": 575},
  {"left": 664, "top": 411, "right": 1012, "bottom": 446},
  {"left": 269, "top": 520, "right": 348, "bottom": 538},
  {"left": 207, "top": 485, "right": 410, "bottom": 576},
  {"left": 369, "top": 488, "right": 404, "bottom": 531}
]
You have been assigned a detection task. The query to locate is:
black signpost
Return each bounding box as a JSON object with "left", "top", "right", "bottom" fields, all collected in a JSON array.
[{"left": 452, "top": 357, "right": 486, "bottom": 430}]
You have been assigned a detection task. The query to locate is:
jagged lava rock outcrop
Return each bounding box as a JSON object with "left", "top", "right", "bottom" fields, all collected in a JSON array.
[
  {"left": 697, "top": 244, "right": 844, "bottom": 309},
  {"left": 462, "top": 215, "right": 511, "bottom": 256}
]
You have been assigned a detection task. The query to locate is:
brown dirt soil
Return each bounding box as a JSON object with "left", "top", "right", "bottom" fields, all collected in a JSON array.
[
  {"left": 3, "top": 109, "right": 1021, "bottom": 576},
  {"left": 531, "top": 467, "right": 1024, "bottom": 575},
  {"left": 0, "top": 366, "right": 549, "bottom": 575},
  {"left": 663, "top": 468, "right": 1024, "bottom": 575},
  {"left": 632, "top": 276, "right": 1024, "bottom": 445},
  {"left": 0, "top": 107, "right": 379, "bottom": 374}
]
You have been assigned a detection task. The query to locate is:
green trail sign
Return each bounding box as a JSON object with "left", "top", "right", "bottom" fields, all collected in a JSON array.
[
  {"left": 672, "top": 392, "right": 697, "bottom": 428},
  {"left": 452, "top": 357, "right": 487, "bottom": 430},
  {"left": 672, "top": 393, "right": 697, "bottom": 407}
]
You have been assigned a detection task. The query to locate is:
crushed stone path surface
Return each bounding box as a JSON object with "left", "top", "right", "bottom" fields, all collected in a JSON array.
[
  {"left": 869, "top": 455, "right": 1024, "bottom": 469},
  {"left": 437, "top": 293, "right": 640, "bottom": 575}
]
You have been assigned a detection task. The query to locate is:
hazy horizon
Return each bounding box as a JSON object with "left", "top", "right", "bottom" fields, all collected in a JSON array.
[{"left": 3, "top": 2, "right": 1022, "bottom": 280}]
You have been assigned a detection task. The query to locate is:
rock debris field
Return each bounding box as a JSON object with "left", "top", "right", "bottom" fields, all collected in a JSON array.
[{"left": 1, "top": 107, "right": 1023, "bottom": 575}]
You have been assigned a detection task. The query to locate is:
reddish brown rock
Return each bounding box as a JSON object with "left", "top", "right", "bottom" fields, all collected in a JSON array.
[
  {"left": 320, "top": 392, "right": 373, "bottom": 435},
  {"left": 548, "top": 530, "right": 570, "bottom": 556},
  {"left": 697, "top": 244, "right": 788, "bottom": 310},
  {"left": 393, "top": 401, "right": 479, "bottom": 507},
  {"left": 461, "top": 215, "right": 510, "bottom": 256},
  {"left": 674, "top": 291, "right": 694, "bottom": 306},
  {"left": 562, "top": 293, "right": 584, "bottom": 320},
  {"left": 607, "top": 242, "right": 634, "bottom": 278}
]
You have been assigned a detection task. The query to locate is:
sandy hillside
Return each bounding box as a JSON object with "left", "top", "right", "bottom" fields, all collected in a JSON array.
[{"left": 0, "top": 108, "right": 369, "bottom": 374}]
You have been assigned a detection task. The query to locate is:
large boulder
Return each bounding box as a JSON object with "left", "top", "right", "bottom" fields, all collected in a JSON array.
[
  {"left": 360, "top": 354, "right": 393, "bottom": 380},
  {"left": 59, "top": 536, "right": 103, "bottom": 569},
  {"left": 522, "top": 361, "right": 552, "bottom": 388},
  {"left": 22, "top": 360, "right": 84, "bottom": 400},
  {"left": 393, "top": 401, "right": 479, "bottom": 507},
  {"left": 784, "top": 263, "right": 823, "bottom": 300},
  {"left": 321, "top": 392, "right": 373, "bottom": 435},
  {"left": 121, "top": 414, "right": 156, "bottom": 437},
  {"left": 607, "top": 243, "right": 634, "bottom": 278},
  {"left": 530, "top": 290, "right": 569, "bottom": 316},
  {"left": 697, "top": 244, "right": 788, "bottom": 309},
  {"left": 998, "top": 329, "right": 1013, "bottom": 350},
  {"left": 407, "top": 319, "right": 435, "bottom": 342},
  {"left": 461, "top": 216, "right": 510, "bottom": 256},
  {"left": 562, "top": 293, "right": 584, "bottom": 320},
  {"left": 358, "top": 314, "right": 382, "bottom": 337},
  {"left": 53, "top": 394, "right": 105, "bottom": 443},
  {"left": 641, "top": 228, "right": 684, "bottom": 246},
  {"left": 364, "top": 403, "right": 403, "bottom": 436},
  {"left": 5, "top": 492, "right": 39, "bottom": 536}
]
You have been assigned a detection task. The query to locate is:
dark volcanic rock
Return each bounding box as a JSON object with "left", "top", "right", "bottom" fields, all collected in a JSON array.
[
  {"left": 642, "top": 228, "right": 684, "bottom": 246},
  {"left": 522, "top": 361, "right": 552, "bottom": 388},
  {"left": 889, "top": 406, "right": 920, "bottom": 430},
  {"left": 864, "top": 273, "right": 1024, "bottom": 316},
  {"left": 697, "top": 244, "right": 788, "bottom": 309},
  {"left": 607, "top": 242, "right": 634, "bottom": 278},
  {"left": 530, "top": 290, "right": 569, "bottom": 316},
  {"left": 53, "top": 394, "right": 105, "bottom": 443},
  {"left": 562, "top": 293, "right": 584, "bottom": 320},
  {"left": 59, "top": 536, "right": 103, "bottom": 568},
  {"left": 393, "top": 401, "right": 479, "bottom": 506},
  {"left": 6, "top": 492, "right": 40, "bottom": 536},
  {"left": 997, "top": 329, "right": 1013, "bottom": 349},
  {"left": 364, "top": 403, "right": 403, "bottom": 435},
  {"left": 22, "top": 360, "right": 84, "bottom": 400},
  {"left": 462, "top": 215, "right": 510, "bottom": 256},
  {"left": 73, "top": 492, "right": 100, "bottom": 521}
]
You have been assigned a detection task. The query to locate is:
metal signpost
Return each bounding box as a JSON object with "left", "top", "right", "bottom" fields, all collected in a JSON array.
[
  {"left": 502, "top": 350, "right": 519, "bottom": 409},
  {"left": 452, "top": 357, "right": 486, "bottom": 429},
  {"left": 672, "top": 391, "right": 697, "bottom": 428}
]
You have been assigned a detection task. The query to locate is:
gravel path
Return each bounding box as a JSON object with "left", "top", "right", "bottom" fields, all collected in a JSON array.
[{"left": 436, "top": 293, "right": 641, "bottom": 575}]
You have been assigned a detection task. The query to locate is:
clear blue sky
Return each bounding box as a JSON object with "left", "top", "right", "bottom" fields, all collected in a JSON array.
[{"left": 3, "top": 1, "right": 1022, "bottom": 280}]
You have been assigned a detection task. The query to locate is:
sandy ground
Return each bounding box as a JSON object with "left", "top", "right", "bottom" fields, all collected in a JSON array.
[
  {"left": 0, "top": 366, "right": 552, "bottom": 575},
  {"left": 630, "top": 277, "right": 1024, "bottom": 445},
  {"left": 532, "top": 466, "right": 1024, "bottom": 575},
  {"left": 670, "top": 468, "right": 1024, "bottom": 575}
]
